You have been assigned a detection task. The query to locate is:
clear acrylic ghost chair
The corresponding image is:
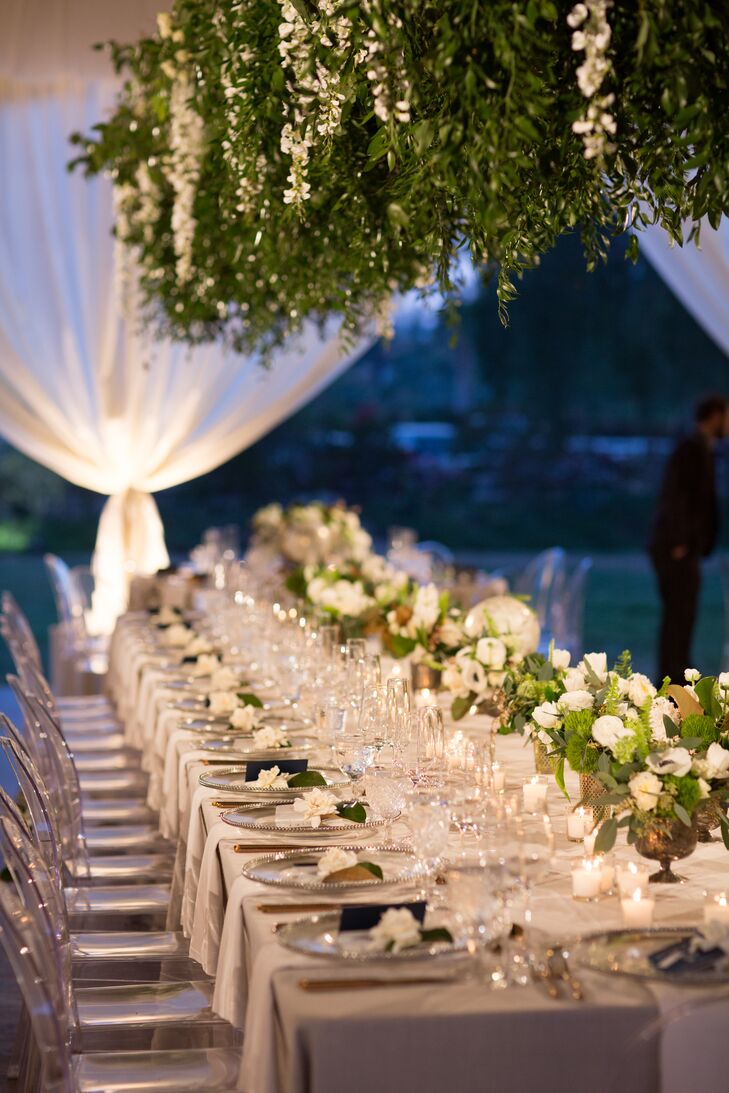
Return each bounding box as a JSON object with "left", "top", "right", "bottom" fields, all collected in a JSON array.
[
  {"left": 0, "top": 724, "right": 173, "bottom": 889},
  {"left": 549, "top": 556, "right": 593, "bottom": 661},
  {"left": 0, "top": 887, "right": 241, "bottom": 1093},
  {"left": 0, "top": 810, "right": 207, "bottom": 986},
  {"left": 0, "top": 734, "right": 171, "bottom": 928},
  {"left": 512, "top": 547, "right": 565, "bottom": 648}
]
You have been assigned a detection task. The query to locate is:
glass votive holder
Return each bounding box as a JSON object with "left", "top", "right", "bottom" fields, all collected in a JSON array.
[
  {"left": 491, "top": 761, "right": 505, "bottom": 793},
  {"left": 566, "top": 805, "right": 591, "bottom": 842},
  {"left": 617, "top": 861, "right": 650, "bottom": 899},
  {"left": 571, "top": 857, "right": 602, "bottom": 901},
  {"left": 704, "top": 891, "right": 729, "bottom": 925},
  {"left": 522, "top": 775, "right": 548, "bottom": 813},
  {"left": 621, "top": 888, "right": 655, "bottom": 928}
]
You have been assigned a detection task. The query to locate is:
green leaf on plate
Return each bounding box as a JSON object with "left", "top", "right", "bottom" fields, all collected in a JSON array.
[
  {"left": 287, "top": 770, "right": 328, "bottom": 787},
  {"left": 358, "top": 861, "right": 383, "bottom": 879},
  {"left": 336, "top": 801, "right": 367, "bottom": 824},
  {"left": 237, "top": 692, "right": 263, "bottom": 708},
  {"left": 419, "top": 927, "right": 453, "bottom": 945}
]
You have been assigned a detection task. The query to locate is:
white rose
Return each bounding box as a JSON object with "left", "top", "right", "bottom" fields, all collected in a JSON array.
[
  {"left": 591, "top": 715, "right": 632, "bottom": 753},
  {"left": 441, "top": 663, "right": 468, "bottom": 698},
  {"left": 563, "top": 667, "right": 588, "bottom": 692},
  {"left": 292, "top": 788, "right": 339, "bottom": 829},
  {"left": 230, "top": 705, "right": 264, "bottom": 732},
  {"left": 551, "top": 648, "right": 571, "bottom": 670},
  {"left": 208, "top": 691, "right": 240, "bottom": 717},
  {"left": 629, "top": 770, "right": 662, "bottom": 811},
  {"left": 648, "top": 696, "right": 680, "bottom": 742},
  {"left": 532, "top": 701, "right": 561, "bottom": 729},
  {"left": 702, "top": 742, "right": 729, "bottom": 781},
  {"left": 558, "top": 689, "right": 594, "bottom": 713},
  {"left": 210, "top": 666, "right": 240, "bottom": 692},
  {"left": 685, "top": 668, "right": 701, "bottom": 683},
  {"left": 368, "top": 907, "right": 422, "bottom": 954},
  {"left": 317, "top": 847, "right": 359, "bottom": 879},
  {"left": 627, "top": 673, "right": 657, "bottom": 708},
  {"left": 438, "top": 617, "right": 464, "bottom": 649},
  {"left": 579, "top": 652, "right": 608, "bottom": 684},
  {"left": 719, "top": 673, "right": 729, "bottom": 692},
  {"left": 253, "top": 765, "right": 290, "bottom": 789},
  {"left": 164, "top": 624, "right": 193, "bottom": 648},
  {"left": 646, "top": 747, "right": 692, "bottom": 778},
  {"left": 252, "top": 724, "right": 289, "bottom": 749},
  {"left": 476, "top": 637, "right": 507, "bottom": 669},
  {"left": 191, "top": 653, "right": 221, "bottom": 677}
]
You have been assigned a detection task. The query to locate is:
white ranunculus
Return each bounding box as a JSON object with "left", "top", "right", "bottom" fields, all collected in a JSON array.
[
  {"left": 441, "top": 663, "right": 468, "bottom": 698},
  {"left": 627, "top": 673, "right": 657, "bottom": 708},
  {"left": 316, "top": 847, "right": 359, "bottom": 878},
  {"left": 253, "top": 765, "right": 291, "bottom": 790},
  {"left": 210, "top": 666, "right": 240, "bottom": 692},
  {"left": 629, "top": 770, "right": 662, "bottom": 811},
  {"left": 558, "top": 689, "right": 594, "bottom": 713},
  {"left": 551, "top": 648, "right": 571, "bottom": 670},
  {"left": 368, "top": 907, "right": 422, "bottom": 953},
  {"left": 411, "top": 584, "right": 442, "bottom": 634},
  {"left": 292, "top": 787, "right": 339, "bottom": 828},
  {"left": 462, "top": 595, "right": 540, "bottom": 656},
  {"left": 208, "top": 690, "right": 240, "bottom": 717},
  {"left": 563, "top": 667, "right": 588, "bottom": 692},
  {"left": 252, "top": 724, "right": 289, "bottom": 749},
  {"left": 648, "top": 696, "right": 680, "bottom": 742},
  {"left": 685, "top": 668, "right": 701, "bottom": 683},
  {"left": 476, "top": 637, "right": 508, "bottom": 669},
  {"left": 579, "top": 652, "right": 608, "bottom": 684},
  {"left": 591, "top": 715, "right": 632, "bottom": 752},
  {"left": 532, "top": 701, "right": 562, "bottom": 730},
  {"left": 230, "top": 705, "right": 264, "bottom": 732},
  {"left": 703, "top": 742, "right": 729, "bottom": 780},
  {"left": 719, "top": 673, "right": 729, "bottom": 692},
  {"left": 163, "top": 623, "right": 193, "bottom": 648},
  {"left": 646, "top": 747, "right": 692, "bottom": 777}
]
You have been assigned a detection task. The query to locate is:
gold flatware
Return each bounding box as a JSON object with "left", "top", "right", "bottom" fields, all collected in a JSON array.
[
  {"left": 298, "top": 976, "right": 460, "bottom": 992},
  {"left": 233, "top": 843, "right": 311, "bottom": 853},
  {"left": 530, "top": 961, "right": 561, "bottom": 1000},
  {"left": 257, "top": 902, "right": 340, "bottom": 914},
  {"left": 546, "top": 948, "right": 584, "bottom": 1002},
  {"left": 211, "top": 800, "right": 259, "bottom": 809}
]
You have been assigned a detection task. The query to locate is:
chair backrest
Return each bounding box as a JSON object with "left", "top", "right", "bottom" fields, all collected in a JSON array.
[
  {"left": 0, "top": 726, "right": 66, "bottom": 886},
  {"left": 1, "top": 591, "right": 43, "bottom": 670},
  {"left": 512, "top": 547, "right": 565, "bottom": 629},
  {"left": 0, "top": 878, "right": 72, "bottom": 1092},
  {"left": 44, "top": 554, "right": 89, "bottom": 650},
  {"left": 550, "top": 556, "right": 593, "bottom": 660}
]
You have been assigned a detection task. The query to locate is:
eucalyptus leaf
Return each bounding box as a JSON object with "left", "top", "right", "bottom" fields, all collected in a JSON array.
[
  {"left": 674, "top": 803, "right": 692, "bottom": 828},
  {"left": 451, "top": 695, "right": 472, "bottom": 722},
  {"left": 594, "top": 817, "right": 618, "bottom": 854}
]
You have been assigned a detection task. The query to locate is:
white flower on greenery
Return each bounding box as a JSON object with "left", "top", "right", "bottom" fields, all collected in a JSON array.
[
  {"left": 558, "top": 689, "right": 594, "bottom": 713},
  {"left": 551, "top": 648, "right": 571, "bottom": 670},
  {"left": 411, "top": 584, "right": 441, "bottom": 634},
  {"left": 442, "top": 663, "right": 469, "bottom": 698},
  {"left": 685, "top": 668, "right": 701, "bottom": 683},
  {"left": 629, "top": 770, "right": 662, "bottom": 812},
  {"left": 591, "top": 714, "right": 632, "bottom": 753},
  {"left": 253, "top": 765, "right": 290, "bottom": 789},
  {"left": 532, "top": 701, "right": 562, "bottom": 730},
  {"left": 230, "top": 705, "right": 264, "bottom": 732},
  {"left": 317, "top": 847, "right": 359, "bottom": 878},
  {"left": 718, "top": 673, "right": 729, "bottom": 691},
  {"left": 252, "top": 724, "right": 289, "bottom": 749},
  {"left": 168, "top": 71, "right": 206, "bottom": 281},
  {"left": 438, "top": 617, "right": 464, "bottom": 649},
  {"left": 626, "top": 673, "right": 657, "bottom": 708},
  {"left": 210, "top": 666, "right": 240, "bottom": 692},
  {"left": 368, "top": 907, "right": 422, "bottom": 954},
  {"left": 646, "top": 747, "right": 693, "bottom": 778},
  {"left": 476, "top": 637, "right": 508, "bottom": 670},
  {"left": 579, "top": 652, "right": 608, "bottom": 684},
  {"left": 463, "top": 595, "right": 539, "bottom": 657},
  {"left": 648, "top": 696, "right": 680, "bottom": 741},
  {"left": 563, "top": 667, "right": 588, "bottom": 692},
  {"left": 694, "top": 742, "right": 729, "bottom": 781},
  {"left": 292, "top": 787, "right": 339, "bottom": 828},
  {"left": 459, "top": 657, "right": 488, "bottom": 697},
  {"left": 208, "top": 690, "right": 241, "bottom": 717},
  {"left": 157, "top": 12, "right": 173, "bottom": 38}
]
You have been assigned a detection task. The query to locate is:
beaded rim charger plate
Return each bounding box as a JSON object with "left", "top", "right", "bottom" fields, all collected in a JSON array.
[
  {"left": 275, "top": 911, "right": 466, "bottom": 962},
  {"left": 241, "top": 846, "right": 419, "bottom": 892},
  {"left": 192, "top": 735, "right": 319, "bottom": 755},
  {"left": 220, "top": 801, "right": 395, "bottom": 833},
  {"left": 198, "top": 765, "right": 351, "bottom": 795},
  {"left": 571, "top": 927, "right": 729, "bottom": 986}
]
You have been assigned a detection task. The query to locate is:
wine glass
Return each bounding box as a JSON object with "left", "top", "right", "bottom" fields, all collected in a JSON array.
[
  {"left": 415, "top": 705, "right": 446, "bottom": 782},
  {"left": 385, "top": 676, "right": 411, "bottom": 752},
  {"left": 364, "top": 763, "right": 407, "bottom": 844},
  {"left": 408, "top": 793, "right": 450, "bottom": 908},
  {"left": 334, "top": 733, "right": 376, "bottom": 789}
]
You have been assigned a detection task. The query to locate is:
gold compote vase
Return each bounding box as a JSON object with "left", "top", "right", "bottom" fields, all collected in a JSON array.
[
  {"left": 694, "top": 797, "right": 726, "bottom": 843},
  {"left": 634, "top": 815, "right": 699, "bottom": 884}
]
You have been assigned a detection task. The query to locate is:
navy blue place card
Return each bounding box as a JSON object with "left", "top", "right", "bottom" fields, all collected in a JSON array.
[
  {"left": 244, "top": 759, "right": 309, "bottom": 782},
  {"left": 648, "top": 935, "right": 724, "bottom": 976},
  {"left": 339, "top": 901, "right": 427, "bottom": 932}
]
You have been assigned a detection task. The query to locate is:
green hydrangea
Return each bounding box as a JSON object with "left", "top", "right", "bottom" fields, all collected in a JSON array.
[{"left": 612, "top": 734, "right": 638, "bottom": 765}]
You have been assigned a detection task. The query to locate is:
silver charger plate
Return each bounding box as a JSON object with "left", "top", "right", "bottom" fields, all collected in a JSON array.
[
  {"left": 220, "top": 801, "right": 394, "bottom": 833},
  {"left": 571, "top": 927, "right": 729, "bottom": 986},
  {"left": 199, "top": 764, "right": 350, "bottom": 795},
  {"left": 275, "top": 911, "right": 465, "bottom": 962},
  {"left": 192, "top": 735, "right": 319, "bottom": 755},
  {"left": 241, "top": 845, "right": 419, "bottom": 892}
]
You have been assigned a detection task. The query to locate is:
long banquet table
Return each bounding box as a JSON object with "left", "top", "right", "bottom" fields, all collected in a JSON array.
[{"left": 108, "top": 608, "right": 729, "bottom": 1093}]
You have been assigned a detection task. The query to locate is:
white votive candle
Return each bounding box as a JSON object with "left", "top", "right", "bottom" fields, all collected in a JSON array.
[
  {"left": 617, "top": 862, "right": 650, "bottom": 899},
  {"left": 522, "top": 776, "right": 548, "bottom": 812},
  {"left": 571, "top": 857, "right": 602, "bottom": 900},
  {"left": 491, "top": 762, "right": 505, "bottom": 792},
  {"left": 621, "top": 889, "right": 655, "bottom": 928},
  {"left": 567, "top": 807, "right": 587, "bottom": 841},
  {"left": 583, "top": 829, "right": 598, "bottom": 855},
  {"left": 598, "top": 855, "right": 615, "bottom": 894},
  {"left": 704, "top": 892, "right": 729, "bottom": 925}
]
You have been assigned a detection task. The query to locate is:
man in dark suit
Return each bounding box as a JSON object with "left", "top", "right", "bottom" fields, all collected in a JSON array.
[{"left": 649, "top": 394, "right": 727, "bottom": 683}]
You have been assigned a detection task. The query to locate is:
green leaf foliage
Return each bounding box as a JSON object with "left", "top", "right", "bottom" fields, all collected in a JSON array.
[
  {"left": 358, "top": 861, "right": 384, "bottom": 879},
  {"left": 695, "top": 677, "right": 722, "bottom": 720},
  {"left": 451, "top": 695, "right": 472, "bottom": 721},
  {"left": 237, "top": 692, "right": 264, "bottom": 708},
  {"left": 336, "top": 801, "right": 367, "bottom": 824},
  {"left": 287, "top": 770, "right": 328, "bottom": 787},
  {"left": 565, "top": 734, "right": 599, "bottom": 773},
  {"left": 594, "top": 816, "right": 618, "bottom": 854},
  {"left": 680, "top": 714, "right": 719, "bottom": 747}
]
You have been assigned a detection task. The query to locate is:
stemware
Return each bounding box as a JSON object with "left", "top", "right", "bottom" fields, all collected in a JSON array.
[
  {"left": 415, "top": 706, "right": 446, "bottom": 782},
  {"left": 334, "top": 733, "right": 376, "bottom": 787},
  {"left": 364, "top": 764, "right": 408, "bottom": 845},
  {"left": 446, "top": 850, "right": 510, "bottom": 974},
  {"left": 386, "top": 676, "right": 412, "bottom": 752},
  {"left": 408, "top": 793, "right": 450, "bottom": 907}
]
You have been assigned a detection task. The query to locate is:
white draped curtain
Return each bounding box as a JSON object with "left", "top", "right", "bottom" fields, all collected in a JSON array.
[{"left": 0, "top": 82, "right": 373, "bottom": 627}]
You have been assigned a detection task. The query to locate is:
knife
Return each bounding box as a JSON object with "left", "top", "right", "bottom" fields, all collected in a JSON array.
[
  {"left": 298, "top": 976, "right": 461, "bottom": 992},
  {"left": 258, "top": 902, "right": 340, "bottom": 914}
]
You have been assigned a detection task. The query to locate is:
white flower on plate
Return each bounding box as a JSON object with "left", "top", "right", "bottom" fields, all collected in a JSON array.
[
  {"left": 475, "top": 637, "right": 507, "bottom": 670},
  {"left": 368, "top": 907, "right": 422, "bottom": 954},
  {"left": 208, "top": 691, "right": 241, "bottom": 717},
  {"left": 292, "top": 787, "right": 339, "bottom": 828},
  {"left": 629, "top": 770, "right": 662, "bottom": 811},
  {"left": 253, "top": 765, "right": 290, "bottom": 789},
  {"left": 694, "top": 742, "right": 729, "bottom": 781},
  {"left": 558, "top": 689, "right": 594, "bottom": 713},
  {"left": 164, "top": 624, "right": 193, "bottom": 648},
  {"left": 579, "top": 652, "right": 608, "bottom": 684},
  {"left": 154, "top": 607, "right": 181, "bottom": 625},
  {"left": 685, "top": 668, "right": 701, "bottom": 683},
  {"left": 591, "top": 715, "right": 632, "bottom": 753},
  {"left": 187, "top": 635, "right": 214, "bottom": 656},
  {"left": 648, "top": 696, "right": 680, "bottom": 741},
  {"left": 230, "top": 705, "right": 264, "bottom": 732},
  {"left": 551, "top": 648, "right": 571, "bottom": 670},
  {"left": 646, "top": 747, "right": 692, "bottom": 778},
  {"left": 210, "top": 666, "right": 241, "bottom": 692},
  {"left": 532, "top": 701, "right": 562, "bottom": 730},
  {"left": 626, "top": 673, "right": 657, "bottom": 708},
  {"left": 316, "top": 847, "right": 359, "bottom": 879},
  {"left": 563, "top": 667, "right": 588, "bottom": 692},
  {"left": 252, "top": 724, "right": 289, "bottom": 749},
  {"left": 191, "top": 653, "right": 221, "bottom": 677}
]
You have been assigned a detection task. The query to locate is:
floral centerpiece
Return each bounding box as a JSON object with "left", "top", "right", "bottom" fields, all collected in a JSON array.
[
  {"left": 294, "top": 551, "right": 409, "bottom": 640},
  {"left": 247, "top": 500, "right": 373, "bottom": 574},
  {"left": 441, "top": 596, "right": 540, "bottom": 720}
]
